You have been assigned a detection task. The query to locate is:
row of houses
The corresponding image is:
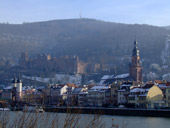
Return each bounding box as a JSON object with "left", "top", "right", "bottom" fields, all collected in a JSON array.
[
  {"left": 127, "top": 81, "right": 170, "bottom": 109},
  {"left": 77, "top": 80, "right": 170, "bottom": 109},
  {"left": 1, "top": 77, "right": 170, "bottom": 109},
  {"left": 0, "top": 79, "right": 89, "bottom": 107}
]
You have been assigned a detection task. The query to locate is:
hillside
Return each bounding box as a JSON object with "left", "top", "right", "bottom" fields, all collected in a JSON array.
[
  {"left": 164, "top": 26, "right": 170, "bottom": 30},
  {"left": 0, "top": 18, "right": 170, "bottom": 74}
]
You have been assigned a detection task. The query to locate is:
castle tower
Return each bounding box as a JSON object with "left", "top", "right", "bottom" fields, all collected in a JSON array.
[
  {"left": 19, "top": 52, "right": 29, "bottom": 67},
  {"left": 129, "top": 40, "right": 143, "bottom": 83}
]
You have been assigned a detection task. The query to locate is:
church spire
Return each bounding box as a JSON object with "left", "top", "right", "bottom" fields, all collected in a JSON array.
[{"left": 132, "top": 40, "right": 139, "bottom": 56}]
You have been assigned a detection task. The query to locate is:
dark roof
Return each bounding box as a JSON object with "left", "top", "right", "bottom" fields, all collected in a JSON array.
[
  {"left": 142, "top": 82, "right": 154, "bottom": 89},
  {"left": 17, "top": 78, "right": 22, "bottom": 83},
  {"left": 72, "top": 88, "right": 82, "bottom": 94},
  {"left": 122, "top": 81, "right": 133, "bottom": 85},
  {"left": 12, "top": 78, "right": 17, "bottom": 83}
]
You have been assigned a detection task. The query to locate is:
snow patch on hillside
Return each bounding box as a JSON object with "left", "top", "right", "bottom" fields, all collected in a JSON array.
[
  {"left": 22, "top": 74, "right": 82, "bottom": 85},
  {"left": 161, "top": 35, "right": 170, "bottom": 64},
  {"left": 163, "top": 73, "right": 170, "bottom": 81}
]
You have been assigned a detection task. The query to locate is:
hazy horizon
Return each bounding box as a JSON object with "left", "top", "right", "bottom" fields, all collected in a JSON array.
[
  {"left": 1, "top": 18, "right": 168, "bottom": 27},
  {"left": 0, "top": 0, "right": 170, "bottom": 26}
]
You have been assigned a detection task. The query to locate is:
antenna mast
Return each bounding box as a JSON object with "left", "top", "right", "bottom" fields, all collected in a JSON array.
[{"left": 79, "top": 10, "right": 82, "bottom": 19}]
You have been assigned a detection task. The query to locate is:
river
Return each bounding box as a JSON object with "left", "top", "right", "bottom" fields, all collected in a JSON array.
[{"left": 0, "top": 111, "right": 170, "bottom": 128}]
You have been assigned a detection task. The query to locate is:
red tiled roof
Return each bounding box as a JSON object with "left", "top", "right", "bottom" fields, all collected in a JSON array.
[
  {"left": 66, "top": 84, "right": 77, "bottom": 88},
  {"left": 154, "top": 80, "right": 166, "bottom": 84}
]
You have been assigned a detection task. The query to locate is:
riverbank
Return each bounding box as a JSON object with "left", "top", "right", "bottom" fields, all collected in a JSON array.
[{"left": 44, "top": 107, "right": 170, "bottom": 118}]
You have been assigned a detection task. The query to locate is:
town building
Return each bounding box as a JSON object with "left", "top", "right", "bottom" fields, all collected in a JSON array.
[
  {"left": 78, "top": 91, "right": 88, "bottom": 106},
  {"left": 49, "top": 84, "right": 77, "bottom": 105},
  {"left": 166, "top": 86, "right": 170, "bottom": 107},
  {"left": 110, "top": 81, "right": 120, "bottom": 106},
  {"left": 128, "top": 87, "right": 147, "bottom": 108},
  {"left": 2, "top": 78, "right": 23, "bottom": 102},
  {"left": 78, "top": 85, "right": 92, "bottom": 106},
  {"left": 1, "top": 86, "right": 13, "bottom": 100},
  {"left": 50, "top": 84, "right": 68, "bottom": 105},
  {"left": 87, "top": 85, "right": 110, "bottom": 107},
  {"left": 128, "top": 81, "right": 168, "bottom": 109},
  {"left": 22, "top": 86, "right": 43, "bottom": 104},
  {"left": 117, "top": 82, "right": 132, "bottom": 105},
  {"left": 146, "top": 84, "right": 165, "bottom": 108},
  {"left": 70, "top": 87, "right": 83, "bottom": 106}
]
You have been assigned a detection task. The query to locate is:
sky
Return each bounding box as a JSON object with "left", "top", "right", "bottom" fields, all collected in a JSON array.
[{"left": 0, "top": 0, "right": 170, "bottom": 26}]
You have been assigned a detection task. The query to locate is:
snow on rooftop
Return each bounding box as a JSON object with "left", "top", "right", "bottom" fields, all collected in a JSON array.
[
  {"left": 101, "top": 75, "right": 110, "bottom": 80},
  {"left": 98, "top": 80, "right": 106, "bottom": 85},
  {"left": 158, "top": 84, "right": 167, "bottom": 88},
  {"left": 79, "top": 91, "right": 88, "bottom": 94},
  {"left": 121, "top": 84, "right": 132, "bottom": 87},
  {"left": 72, "top": 88, "right": 82, "bottom": 94},
  {"left": 89, "top": 86, "right": 109, "bottom": 91},
  {"left": 118, "top": 89, "right": 126, "bottom": 92},
  {"left": 163, "top": 73, "right": 170, "bottom": 77},
  {"left": 130, "top": 88, "right": 146, "bottom": 93},
  {"left": 114, "top": 73, "right": 129, "bottom": 79},
  {"left": 99, "top": 75, "right": 115, "bottom": 85},
  {"left": 4, "top": 86, "right": 12, "bottom": 90},
  {"left": 22, "top": 86, "right": 36, "bottom": 91},
  {"left": 101, "top": 75, "right": 114, "bottom": 80}
]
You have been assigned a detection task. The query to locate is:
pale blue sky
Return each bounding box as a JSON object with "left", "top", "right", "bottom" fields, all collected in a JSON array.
[{"left": 0, "top": 0, "right": 170, "bottom": 26}]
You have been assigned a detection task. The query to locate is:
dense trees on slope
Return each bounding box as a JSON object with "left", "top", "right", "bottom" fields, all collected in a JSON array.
[{"left": 0, "top": 18, "right": 169, "bottom": 73}]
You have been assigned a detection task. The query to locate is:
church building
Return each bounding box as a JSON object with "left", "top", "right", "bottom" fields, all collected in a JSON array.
[{"left": 129, "top": 40, "right": 143, "bottom": 83}]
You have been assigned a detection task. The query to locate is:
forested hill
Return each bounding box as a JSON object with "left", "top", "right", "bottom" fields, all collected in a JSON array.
[{"left": 0, "top": 18, "right": 170, "bottom": 66}]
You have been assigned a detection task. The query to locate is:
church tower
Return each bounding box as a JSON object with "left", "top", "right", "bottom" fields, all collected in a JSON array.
[
  {"left": 16, "top": 77, "right": 22, "bottom": 101},
  {"left": 129, "top": 40, "right": 143, "bottom": 83}
]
